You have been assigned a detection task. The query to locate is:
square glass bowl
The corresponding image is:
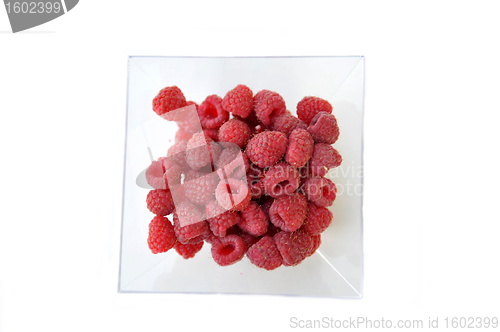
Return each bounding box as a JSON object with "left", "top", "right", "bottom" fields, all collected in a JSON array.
[{"left": 119, "top": 56, "right": 364, "bottom": 298}]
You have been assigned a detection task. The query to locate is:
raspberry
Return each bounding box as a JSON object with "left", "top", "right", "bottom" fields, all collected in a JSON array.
[
  {"left": 146, "top": 189, "right": 175, "bottom": 216},
  {"left": 301, "top": 203, "right": 333, "bottom": 235},
  {"left": 174, "top": 241, "right": 204, "bottom": 259},
  {"left": 218, "top": 119, "right": 251, "bottom": 149},
  {"left": 211, "top": 234, "right": 246, "bottom": 266},
  {"left": 147, "top": 216, "right": 177, "bottom": 254},
  {"left": 167, "top": 141, "right": 188, "bottom": 168},
  {"left": 307, "top": 112, "right": 340, "bottom": 144},
  {"left": 198, "top": 95, "right": 229, "bottom": 129},
  {"left": 183, "top": 171, "right": 219, "bottom": 205},
  {"left": 216, "top": 146, "right": 249, "bottom": 180},
  {"left": 246, "top": 165, "right": 265, "bottom": 199},
  {"left": 307, "top": 234, "right": 321, "bottom": 257},
  {"left": 221, "top": 84, "right": 254, "bottom": 118},
  {"left": 302, "top": 176, "right": 337, "bottom": 207},
  {"left": 245, "top": 131, "right": 288, "bottom": 168},
  {"left": 173, "top": 202, "right": 209, "bottom": 243},
  {"left": 263, "top": 162, "right": 300, "bottom": 198},
  {"left": 285, "top": 128, "right": 314, "bottom": 168},
  {"left": 146, "top": 159, "right": 167, "bottom": 189},
  {"left": 271, "top": 114, "right": 307, "bottom": 137},
  {"left": 254, "top": 90, "right": 287, "bottom": 126},
  {"left": 205, "top": 201, "right": 241, "bottom": 237},
  {"left": 269, "top": 193, "right": 308, "bottom": 232},
  {"left": 309, "top": 143, "right": 342, "bottom": 176},
  {"left": 296, "top": 96, "right": 333, "bottom": 125},
  {"left": 247, "top": 236, "right": 283, "bottom": 270},
  {"left": 186, "top": 132, "right": 221, "bottom": 170},
  {"left": 238, "top": 201, "right": 269, "bottom": 236},
  {"left": 215, "top": 178, "right": 251, "bottom": 211},
  {"left": 152, "top": 86, "right": 187, "bottom": 118},
  {"left": 203, "top": 128, "right": 219, "bottom": 141},
  {"left": 274, "top": 231, "right": 313, "bottom": 266}
]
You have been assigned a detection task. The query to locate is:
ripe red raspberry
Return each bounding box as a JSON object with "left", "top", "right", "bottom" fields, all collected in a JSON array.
[
  {"left": 198, "top": 95, "right": 229, "bottom": 129},
  {"left": 246, "top": 165, "right": 265, "bottom": 199},
  {"left": 167, "top": 141, "right": 188, "bottom": 168},
  {"left": 183, "top": 171, "right": 219, "bottom": 205},
  {"left": 271, "top": 114, "right": 307, "bottom": 137},
  {"left": 285, "top": 128, "right": 314, "bottom": 168},
  {"left": 296, "top": 96, "right": 333, "bottom": 125},
  {"left": 218, "top": 119, "right": 251, "bottom": 149},
  {"left": 247, "top": 236, "right": 283, "bottom": 270},
  {"left": 238, "top": 201, "right": 269, "bottom": 236},
  {"left": 215, "top": 178, "right": 251, "bottom": 211},
  {"left": 222, "top": 84, "right": 254, "bottom": 118},
  {"left": 307, "top": 112, "right": 340, "bottom": 144},
  {"left": 152, "top": 86, "right": 187, "bottom": 118},
  {"left": 309, "top": 143, "right": 342, "bottom": 177},
  {"left": 174, "top": 241, "right": 204, "bottom": 259},
  {"left": 307, "top": 234, "right": 321, "bottom": 257},
  {"left": 245, "top": 131, "right": 288, "bottom": 168},
  {"left": 269, "top": 193, "right": 308, "bottom": 232},
  {"left": 274, "top": 231, "right": 313, "bottom": 266},
  {"left": 301, "top": 203, "right": 333, "bottom": 235},
  {"left": 211, "top": 234, "right": 246, "bottom": 266},
  {"left": 203, "top": 128, "right": 219, "bottom": 141},
  {"left": 186, "top": 132, "right": 221, "bottom": 170},
  {"left": 146, "top": 189, "right": 175, "bottom": 216},
  {"left": 205, "top": 201, "right": 241, "bottom": 237},
  {"left": 146, "top": 159, "right": 167, "bottom": 189},
  {"left": 302, "top": 176, "right": 337, "bottom": 207},
  {"left": 263, "top": 162, "right": 300, "bottom": 198},
  {"left": 215, "top": 146, "right": 249, "bottom": 180},
  {"left": 254, "top": 90, "right": 287, "bottom": 126},
  {"left": 147, "top": 216, "right": 177, "bottom": 254}
]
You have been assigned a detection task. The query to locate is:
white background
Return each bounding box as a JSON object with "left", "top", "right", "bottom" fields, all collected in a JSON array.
[{"left": 1, "top": 1, "right": 499, "bottom": 331}]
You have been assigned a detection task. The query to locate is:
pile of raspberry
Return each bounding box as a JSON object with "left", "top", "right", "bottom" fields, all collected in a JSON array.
[{"left": 145, "top": 85, "right": 342, "bottom": 270}]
